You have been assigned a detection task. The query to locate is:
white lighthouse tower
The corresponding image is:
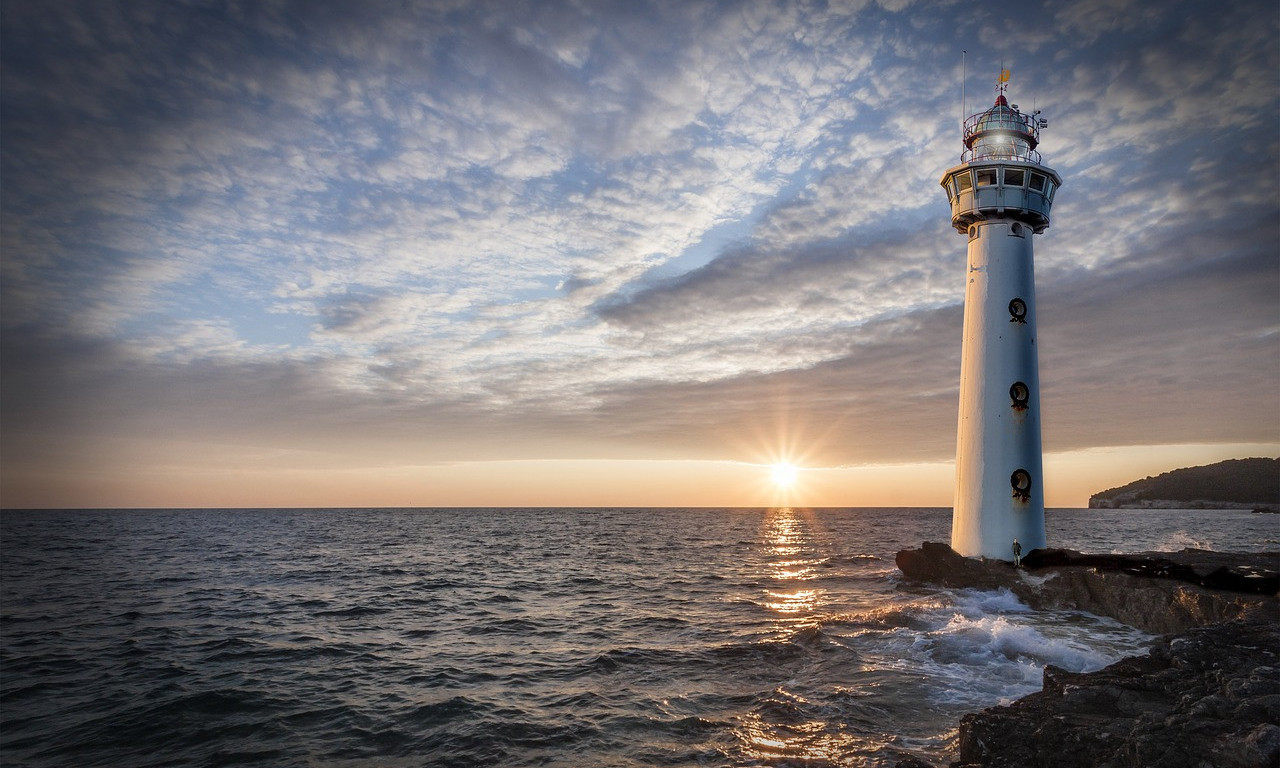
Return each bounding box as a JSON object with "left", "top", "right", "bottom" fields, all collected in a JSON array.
[{"left": 941, "top": 73, "right": 1060, "bottom": 560}]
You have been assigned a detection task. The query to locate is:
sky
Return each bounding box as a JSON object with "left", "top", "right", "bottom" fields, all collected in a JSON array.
[{"left": 1, "top": 0, "right": 1277, "bottom": 509}]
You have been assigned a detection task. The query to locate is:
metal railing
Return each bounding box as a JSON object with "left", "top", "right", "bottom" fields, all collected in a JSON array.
[
  {"left": 963, "top": 110, "right": 1040, "bottom": 145},
  {"left": 961, "top": 147, "right": 1043, "bottom": 164}
]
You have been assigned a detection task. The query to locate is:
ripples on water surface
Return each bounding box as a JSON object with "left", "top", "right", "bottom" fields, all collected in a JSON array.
[{"left": 2, "top": 507, "right": 1274, "bottom": 766}]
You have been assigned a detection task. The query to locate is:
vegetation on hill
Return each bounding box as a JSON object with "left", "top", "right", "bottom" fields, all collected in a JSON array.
[{"left": 1089, "top": 458, "right": 1280, "bottom": 508}]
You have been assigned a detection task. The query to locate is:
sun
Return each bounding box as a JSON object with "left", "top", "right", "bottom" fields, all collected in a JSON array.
[{"left": 770, "top": 462, "right": 799, "bottom": 489}]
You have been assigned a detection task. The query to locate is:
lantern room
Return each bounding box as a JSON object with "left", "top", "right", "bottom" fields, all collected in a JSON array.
[{"left": 963, "top": 93, "right": 1044, "bottom": 163}]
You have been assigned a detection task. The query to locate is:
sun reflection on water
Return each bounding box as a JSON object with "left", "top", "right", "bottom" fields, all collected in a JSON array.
[
  {"left": 760, "top": 508, "right": 828, "bottom": 623},
  {"left": 738, "top": 508, "right": 891, "bottom": 763},
  {"left": 736, "top": 709, "right": 881, "bottom": 765},
  {"left": 762, "top": 588, "right": 820, "bottom": 614}
]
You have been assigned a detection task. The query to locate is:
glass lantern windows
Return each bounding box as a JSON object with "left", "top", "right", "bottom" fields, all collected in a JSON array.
[
  {"left": 953, "top": 167, "right": 1047, "bottom": 190},
  {"left": 945, "top": 164, "right": 1057, "bottom": 231}
]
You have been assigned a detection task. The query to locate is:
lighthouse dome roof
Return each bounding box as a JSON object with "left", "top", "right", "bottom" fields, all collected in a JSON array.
[{"left": 963, "top": 94, "right": 1040, "bottom": 162}]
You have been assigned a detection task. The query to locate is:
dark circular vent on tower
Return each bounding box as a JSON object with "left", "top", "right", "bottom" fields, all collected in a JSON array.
[
  {"left": 1011, "top": 469, "right": 1032, "bottom": 501},
  {"left": 1008, "top": 298, "right": 1027, "bottom": 323},
  {"left": 1010, "top": 381, "right": 1029, "bottom": 409}
]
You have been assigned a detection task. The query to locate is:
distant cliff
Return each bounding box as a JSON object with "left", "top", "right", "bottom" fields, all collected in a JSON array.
[{"left": 1088, "top": 457, "right": 1280, "bottom": 510}]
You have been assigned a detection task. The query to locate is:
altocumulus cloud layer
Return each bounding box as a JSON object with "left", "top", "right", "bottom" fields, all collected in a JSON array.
[{"left": 1, "top": 0, "right": 1277, "bottom": 495}]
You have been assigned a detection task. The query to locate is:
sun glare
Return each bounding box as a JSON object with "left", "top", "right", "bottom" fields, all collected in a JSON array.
[{"left": 770, "top": 462, "right": 799, "bottom": 489}]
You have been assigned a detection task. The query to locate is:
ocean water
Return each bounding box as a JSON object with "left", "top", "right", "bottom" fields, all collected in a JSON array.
[{"left": 2, "top": 507, "right": 1275, "bottom": 767}]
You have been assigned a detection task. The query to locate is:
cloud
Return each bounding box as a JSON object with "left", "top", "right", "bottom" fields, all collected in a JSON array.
[{"left": 1, "top": 0, "right": 1276, "bottom": 501}]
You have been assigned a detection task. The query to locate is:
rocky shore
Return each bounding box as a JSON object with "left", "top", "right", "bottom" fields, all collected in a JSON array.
[{"left": 893, "top": 543, "right": 1280, "bottom": 768}]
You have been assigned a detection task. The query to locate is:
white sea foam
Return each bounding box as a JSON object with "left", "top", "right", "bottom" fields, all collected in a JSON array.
[
  {"left": 1149, "top": 530, "right": 1214, "bottom": 552},
  {"left": 1015, "top": 570, "right": 1058, "bottom": 588},
  {"left": 948, "top": 587, "right": 1032, "bottom": 618},
  {"left": 936, "top": 613, "right": 1121, "bottom": 671},
  {"left": 871, "top": 587, "right": 1154, "bottom": 707}
]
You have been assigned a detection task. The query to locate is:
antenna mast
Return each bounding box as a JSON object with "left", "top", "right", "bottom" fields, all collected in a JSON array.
[{"left": 960, "top": 50, "right": 967, "bottom": 133}]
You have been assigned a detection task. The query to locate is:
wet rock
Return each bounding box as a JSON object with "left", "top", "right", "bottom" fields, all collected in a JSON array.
[
  {"left": 894, "top": 541, "right": 1015, "bottom": 590},
  {"left": 950, "top": 619, "right": 1280, "bottom": 768},
  {"left": 1021, "top": 547, "right": 1280, "bottom": 596},
  {"left": 895, "top": 543, "right": 1277, "bottom": 634}
]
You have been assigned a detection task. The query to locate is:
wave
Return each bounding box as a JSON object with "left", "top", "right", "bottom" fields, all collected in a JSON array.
[
  {"left": 579, "top": 630, "right": 838, "bottom": 681},
  {"left": 834, "top": 602, "right": 941, "bottom": 632},
  {"left": 313, "top": 605, "right": 390, "bottom": 618},
  {"left": 926, "top": 613, "right": 1121, "bottom": 671},
  {"left": 467, "top": 617, "right": 548, "bottom": 635},
  {"left": 395, "top": 695, "right": 485, "bottom": 726},
  {"left": 1149, "top": 530, "right": 1215, "bottom": 552},
  {"left": 850, "top": 587, "right": 1154, "bottom": 707}
]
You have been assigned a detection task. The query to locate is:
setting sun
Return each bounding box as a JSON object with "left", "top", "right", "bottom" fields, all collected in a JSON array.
[{"left": 770, "top": 462, "right": 799, "bottom": 488}]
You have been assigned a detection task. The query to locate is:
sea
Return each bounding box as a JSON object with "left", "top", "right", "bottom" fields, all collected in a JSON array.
[{"left": 2, "top": 507, "right": 1276, "bottom": 768}]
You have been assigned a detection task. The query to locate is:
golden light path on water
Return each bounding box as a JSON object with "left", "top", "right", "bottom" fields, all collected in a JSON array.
[
  {"left": 760, "top": 507, "right": 825, "bottom": 619},
  {"left": 735, "top": 507, "right": 875, "bottom": 764}
]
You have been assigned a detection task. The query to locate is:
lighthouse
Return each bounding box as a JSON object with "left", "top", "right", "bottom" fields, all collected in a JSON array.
[{"left": 941, "top": 73, "right": 1060, "bottom": 560}]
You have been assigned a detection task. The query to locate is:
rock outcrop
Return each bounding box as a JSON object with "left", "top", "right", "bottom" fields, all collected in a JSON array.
[
  {"left": 893, "top": 543, "right": 1280, "bottom": 768},
  {"left": 952, "top": 618, "right": 1280, "bottom": 768},
  {"left": 895, "top": 542, "right": 1278, "bottom": 634}
]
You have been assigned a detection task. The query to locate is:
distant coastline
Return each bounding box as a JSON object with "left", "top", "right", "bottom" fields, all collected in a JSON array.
[
  {"left": 1088, "top": 457, "right": 1280, "bottom": 512},
  {"left": 1088, "top": 498, "right": 1278, "bottom": 512}
]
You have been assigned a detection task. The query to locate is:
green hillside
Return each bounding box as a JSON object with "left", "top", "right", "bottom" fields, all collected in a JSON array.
[{"left": 1089, "top": 458, "right": 1280, "bottom": 508}]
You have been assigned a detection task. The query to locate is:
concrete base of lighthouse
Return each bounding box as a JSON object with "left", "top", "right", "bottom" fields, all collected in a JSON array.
[{"left": 950, "top": 219, "right": 1046, "bottom": 560}]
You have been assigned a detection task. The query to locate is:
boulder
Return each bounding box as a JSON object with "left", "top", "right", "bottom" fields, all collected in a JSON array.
[{"left": 894, "top": 541, "right": 1016, "bottom": 590}]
